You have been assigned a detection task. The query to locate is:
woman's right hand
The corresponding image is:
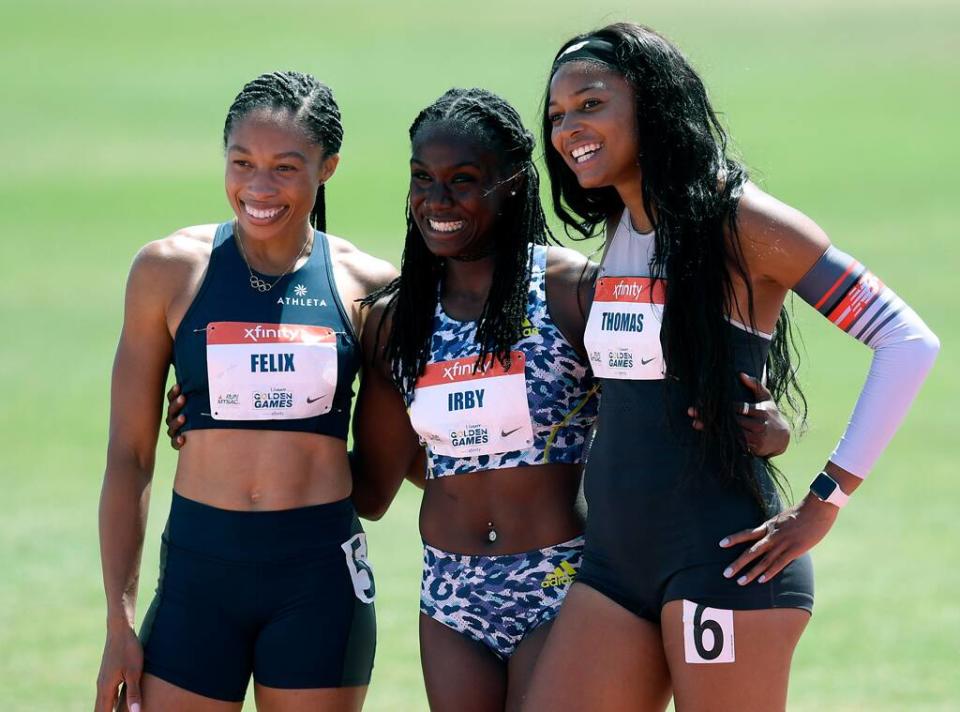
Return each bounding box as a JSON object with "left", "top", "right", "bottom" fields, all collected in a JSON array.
[
  {"left": 95, "top": 622, "right": 143, "bottom": 712},
  {"left": 165, "top": 383, "right": 186, "bottom": 450},
  {"left": 686, "top": 373, "right": 791, "bottom": 458}
]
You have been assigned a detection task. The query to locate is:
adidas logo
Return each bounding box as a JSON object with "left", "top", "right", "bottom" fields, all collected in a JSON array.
[
  {"left": 521, "top": 317, "right": 540, "bottom": 338},
  {"left": 541, "top": 559, "right": 577, "bottom": 589}
]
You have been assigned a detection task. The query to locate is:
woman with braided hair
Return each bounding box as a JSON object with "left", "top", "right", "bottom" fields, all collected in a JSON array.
[
  {"left": 340, "top": 86, "right": 599, "bottom": 710},
  {"left": 95, "top": 71, "right": 394, "bottom": 711},
  {"left": 521, "top": 23, "right": 940, "bottom": 711},
  {"left": 344, "top": 87, "right": 790, "bottom": 711}
]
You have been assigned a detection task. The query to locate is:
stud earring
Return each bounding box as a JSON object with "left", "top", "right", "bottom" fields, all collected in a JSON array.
[{"left": 510, "top": 190, "right": 517, "bottom": 196}]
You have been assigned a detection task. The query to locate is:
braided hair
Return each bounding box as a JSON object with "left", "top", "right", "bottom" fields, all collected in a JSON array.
[
  {"left": 363, "top": 88, "right": 553, "bottom": 397},
  {"left": 223, "top": 71, "right": 343, "bottom": 232},
  {"left": 544, "top": 24, "right": 806, "bottom": 510}
]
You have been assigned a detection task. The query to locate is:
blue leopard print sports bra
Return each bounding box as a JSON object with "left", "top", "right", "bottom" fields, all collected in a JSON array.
[{"left": 407, "top": 244, "right": 598, "bottom": 479}]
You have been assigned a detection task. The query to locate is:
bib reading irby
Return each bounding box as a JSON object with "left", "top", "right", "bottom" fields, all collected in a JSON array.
[
  {"left": 206, "top": 321, "right": 338, "bottom": 420},
  {"left": 584, "top": 277, "right": 667, "bottom": 380},
  {"left": 409, "top": 351, "right": 534, "bottom": 457}
]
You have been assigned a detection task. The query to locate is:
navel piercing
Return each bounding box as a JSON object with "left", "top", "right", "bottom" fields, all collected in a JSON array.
[{"left": 487, "top": 521, "right": 498, "bottom": 542}]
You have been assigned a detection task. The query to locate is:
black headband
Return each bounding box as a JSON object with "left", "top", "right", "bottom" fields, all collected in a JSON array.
[{"left": 552, "top": 37, "right": 618, "bottom": 71}]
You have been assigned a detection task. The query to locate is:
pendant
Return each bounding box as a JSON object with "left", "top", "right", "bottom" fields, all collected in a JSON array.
[
  {"left": 249, "top": 274, "right": 271, "bottom": 292},
  {"left": 487, "top": 522, "right": 497, "bottom": 543}
]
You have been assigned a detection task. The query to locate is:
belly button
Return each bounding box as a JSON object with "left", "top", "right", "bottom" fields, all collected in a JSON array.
[{"left": 249, "top": 490, "right": 262, "bottom": 504}]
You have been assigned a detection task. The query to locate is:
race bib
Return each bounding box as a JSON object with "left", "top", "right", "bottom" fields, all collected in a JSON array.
[
  {"left": 409, "top": 351, "right": 533, "bottom": 457},
  {"left": 341, "top": 533, "right": 376, "bottom": 604},
  {"left": 584, "top": 277, "right": 666, "bottom": 380},
  {"left": 682, "top": 600, "right": 735, "bottom": 664},
  {"left": 206, "top": 321, "right": 338, "bottom": 420}
]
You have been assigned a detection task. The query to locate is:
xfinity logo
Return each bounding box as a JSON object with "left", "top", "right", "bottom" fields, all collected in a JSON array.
[
  {"left": 612, "top": 281, "right": 644, "bottom": 299},
  {"left": 442, "top": 361, "right": 478, "bottom": 381},
  {"left": 243, "top": 325, "right": 304, "bottom": 342}
]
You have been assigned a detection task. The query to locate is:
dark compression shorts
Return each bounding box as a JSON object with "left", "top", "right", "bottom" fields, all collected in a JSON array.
[
  {"left": 578, "top": 370, "right": 815, "bottom": 621},
  {"left": 140, "top": 492, "right": 376, "bottom": 702}
]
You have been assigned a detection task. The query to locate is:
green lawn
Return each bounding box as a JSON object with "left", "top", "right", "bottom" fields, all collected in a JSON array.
[{"left": 1, "top": 1, "right": 957, "bottom": 709}]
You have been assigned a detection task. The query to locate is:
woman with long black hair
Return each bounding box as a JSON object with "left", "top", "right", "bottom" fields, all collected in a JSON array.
[{"left": 524, "top": 23, "right": 939, "bottom": 711}]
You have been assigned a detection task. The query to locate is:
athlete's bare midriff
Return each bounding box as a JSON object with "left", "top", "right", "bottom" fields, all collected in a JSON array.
[
  {"left": 419, "top": 462, "right": 584, "bottom": 555},
  {"left": 173, "top": 429, "right": 352, "bottom": 510}
]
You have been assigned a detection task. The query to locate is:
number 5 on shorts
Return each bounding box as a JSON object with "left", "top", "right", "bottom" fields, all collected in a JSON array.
[
  {"left": 341, "top": 533, "right": 376, "bottom": 604},
  {"left": 682, "top": 600, "right": 735, "bottom": 663}
]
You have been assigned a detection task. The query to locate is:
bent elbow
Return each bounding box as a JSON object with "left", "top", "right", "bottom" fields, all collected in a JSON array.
[
  {"left": 914, "top": 326, "right": 941, "bottom": 371},
  {"left": 925, "top": 328, "right": 941, "bottom": 357},
  {"left": 887, "top": 318, "right": 940, "bottom": 376},
  {"left": 351, "top": 492, "right": 389, "bottom": 522},
  {"left": 359, "top": 505, "right": 387, "bottom": 522}
]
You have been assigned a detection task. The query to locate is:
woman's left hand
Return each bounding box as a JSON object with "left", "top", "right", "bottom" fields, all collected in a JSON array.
[{"left": 719, "top": 495, "right": 838, "bottom": 585}]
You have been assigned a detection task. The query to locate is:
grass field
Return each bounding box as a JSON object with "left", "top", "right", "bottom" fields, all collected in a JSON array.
[{"left": 1, "top": 1, "right": 957, "bottom": 709}]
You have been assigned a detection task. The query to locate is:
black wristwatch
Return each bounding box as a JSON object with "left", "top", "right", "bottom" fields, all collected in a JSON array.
[{"left": 809, "top": 471, "right": 850, "bottom": 509}]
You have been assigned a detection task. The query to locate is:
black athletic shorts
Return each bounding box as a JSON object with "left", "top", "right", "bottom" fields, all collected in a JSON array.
[
  {"left": 139, "top": 492, "right": 376, "bottom": 702},
  {"left": 578, "top": 377, "right": 815, "bottom": 622}
]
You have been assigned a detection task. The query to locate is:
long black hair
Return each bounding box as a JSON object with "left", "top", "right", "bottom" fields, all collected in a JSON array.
[
  {"left": 364, "top": 88, "right": 552, "bottom": 397},
  {"left": 223, "top": 71, "right": 343, "bottom": 232},
  {"left": 544, "top": 24, "right": 806, "bottom": 507}
]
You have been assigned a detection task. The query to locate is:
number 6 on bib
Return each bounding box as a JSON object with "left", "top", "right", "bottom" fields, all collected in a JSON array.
[{"left": 682, "top": 600, "right": 735, "bottom": 663}]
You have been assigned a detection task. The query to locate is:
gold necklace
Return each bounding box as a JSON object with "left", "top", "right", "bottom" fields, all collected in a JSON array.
[{"left": 234, "top": 223, "right": 312, "bottom": 293}]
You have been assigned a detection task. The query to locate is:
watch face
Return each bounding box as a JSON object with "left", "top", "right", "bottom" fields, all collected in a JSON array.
[{"left": 810, "top": 473, "right": 838, "bottom": 501}]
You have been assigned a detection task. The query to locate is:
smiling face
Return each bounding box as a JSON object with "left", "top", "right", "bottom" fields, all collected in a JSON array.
[
  {"left": 409, "top": 123, "right": 511, "bottom": 259},
  {"left": 547, "top": 61, "right": 641, "bottom": 192},
  {"left": 224, "top": 107, "right": 338, "bottom": 243}
]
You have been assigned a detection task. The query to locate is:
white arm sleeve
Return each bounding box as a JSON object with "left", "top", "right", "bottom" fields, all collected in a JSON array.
[{"left": 794, "top": 246, "right": 940, "bottom": 478}]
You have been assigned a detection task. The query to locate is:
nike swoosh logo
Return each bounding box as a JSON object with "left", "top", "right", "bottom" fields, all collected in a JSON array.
[
  {"left": 640, "top": 357, "right": 656, "bottom": 365},
  {"left": 501, "top": 426, "right": 522, "bottom": 438},
  {"left": 306, "top": 394, "right": 326, "bottom": 404}
]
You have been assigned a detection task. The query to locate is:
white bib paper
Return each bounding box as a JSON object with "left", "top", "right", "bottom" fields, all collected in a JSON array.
[
  {"left": 584, "top": 277, "right": 666, "bottom": 380},
  {"left": 341, "top": 533, "right": 376, "bottom": 604},
  {"left": 206, "top": 321, "right": 338, "bottom": 420},
  {"left": 682, "top": 600, "right": 735, "bottom": 664},
  {"left": 409, "top": 351, "right": 533, "bottom": 458}
]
